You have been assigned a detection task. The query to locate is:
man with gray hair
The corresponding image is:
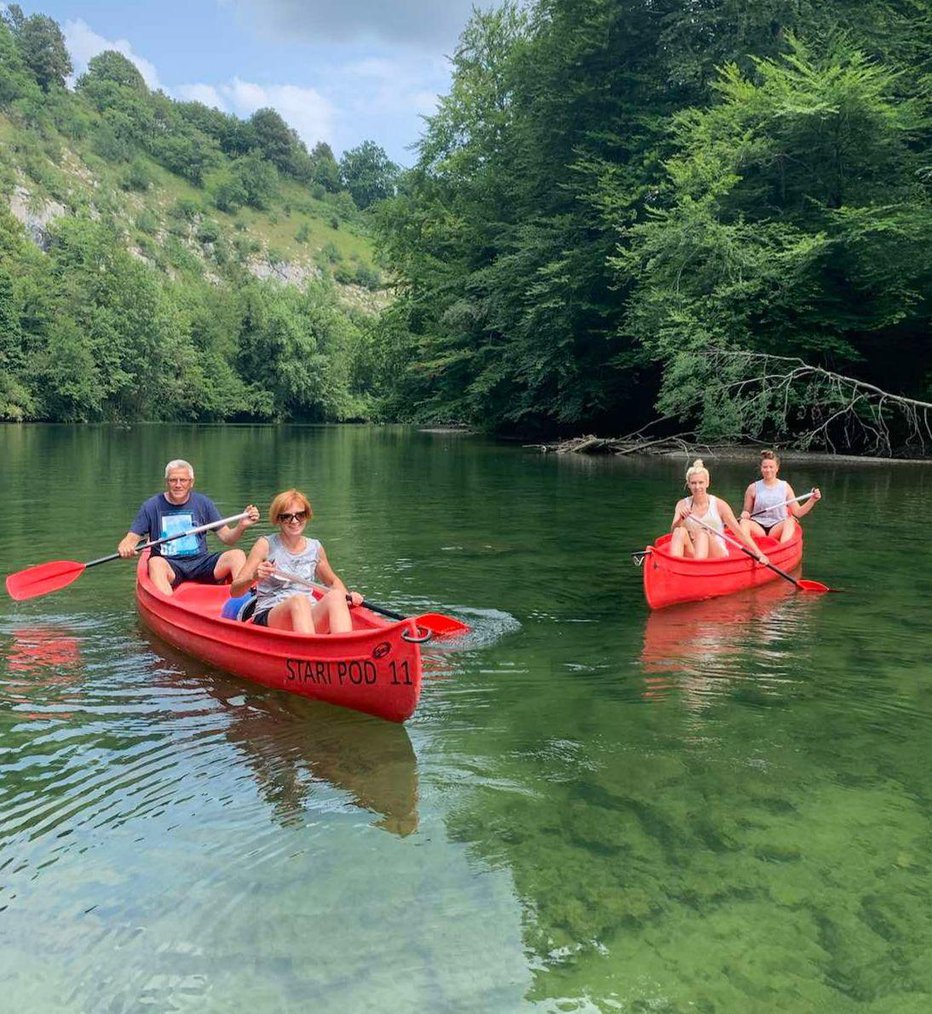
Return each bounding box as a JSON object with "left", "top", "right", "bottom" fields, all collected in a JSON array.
[{"left": 117, "top": 459, "right": 259, "bottom": 596}]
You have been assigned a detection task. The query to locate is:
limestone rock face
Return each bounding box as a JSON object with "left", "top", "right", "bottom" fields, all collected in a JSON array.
[{"left": 8, "top": 185, "right": 67, "bottom": 251}]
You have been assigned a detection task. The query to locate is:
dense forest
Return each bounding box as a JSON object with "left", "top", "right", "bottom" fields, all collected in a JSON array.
[
  {"left": 1, "top": 2, "right": 930, "bottom": 452},
  {"left": 0, "top": 4, "right": 398, "bottom": 423},
  {"left": 375, "top": 0, "right": 932, "bottom": 452}
]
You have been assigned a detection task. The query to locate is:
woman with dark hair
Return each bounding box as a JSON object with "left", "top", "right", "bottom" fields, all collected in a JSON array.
[
  {"left": 739, "top": 451, "right": 821, "bottom": 544},
  {"left": 230, "top": 489, "right": 362, "bottom": 634}
]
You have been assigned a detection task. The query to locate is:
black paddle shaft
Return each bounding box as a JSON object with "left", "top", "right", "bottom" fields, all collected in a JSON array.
[
  {"left": 736, "top": 544, "right": 802, "bottom": 589},
  {"left": 86, "top": 512, "right": 250, "bottom": 569}
]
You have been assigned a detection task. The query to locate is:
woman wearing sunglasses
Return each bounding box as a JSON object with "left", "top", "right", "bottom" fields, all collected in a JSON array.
[{"left": 230, "top": 489, "right": 362, "bottom": 634}]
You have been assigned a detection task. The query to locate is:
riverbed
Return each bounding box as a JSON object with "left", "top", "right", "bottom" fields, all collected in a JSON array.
[{"left": 1, "top": 424, "right": 930, "bottom": 1011}]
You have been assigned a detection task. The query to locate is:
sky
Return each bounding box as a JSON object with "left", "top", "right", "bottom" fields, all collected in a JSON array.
[{"left": 15, "top": 0, "right": 492, "bottom": 165}]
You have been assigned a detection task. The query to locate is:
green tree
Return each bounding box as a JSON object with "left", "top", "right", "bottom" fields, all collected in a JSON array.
[
  {"left": 374, "top": 0, "right": 931, "bottom": 440},
  {"left": 0, "top": 15, "right": 35, "bottom": 106},
  {"left": 176, "top": 100, "right": 254, "bottom": 158},
  {"left": 205, "top": 166, "right": 247, "bottom": 212},
  {"left": 79, "top": 50, "right": 147, "bottom": 93},
  {"left": 233, "top": 149, "right": 278, "bottom": 209},
  {"left": 14, "top": 13, "right": 71, "bottom": 92},
  {"left": 1, "top": 5, "right": 26, "bottom": 32},
  {"left": 310, "top": 141, "right": 341, "bottom": 192},
  {"left": 30, "top": 316, "right": 102, "bottom": 420},
  {"left": 339, "top": 141, "right": 398, "bottom": 209},
  {"left": 234, "top": 283, "right": 358, "bottom": 420},
  {"left": 0, "top": 267, "right": 33, "bottom": 419},
  {"left": 622, "top": 35, "right": 932, "bottom": 442},
  {"left": 249, "top": 107, "right": 308, "bottom": 177}
]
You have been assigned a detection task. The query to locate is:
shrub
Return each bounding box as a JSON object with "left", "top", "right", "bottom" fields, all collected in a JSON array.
[
  {"left": 197, "top": 219, "right": 220, "bottom": 243},
  {"left": 121, "top": 157, "right": 154, "bottom": 192},
  {"left": 211, "top": 235, "right": 231, "bottom": 266},
  {"left": 354, "top": 263, "right": 381, "bottom": 289},
  {"left": 163, "top": 235, "right": 202, "bottom": 274},
  {"left": 136, "top": 209, "right": 158, "bottom": 234},
  {"left": 170, "top": 197, "right": 201, "bottom": 222}
]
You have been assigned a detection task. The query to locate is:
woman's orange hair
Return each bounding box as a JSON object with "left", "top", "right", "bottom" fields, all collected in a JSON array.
[{"left": 267, "top": 489, "right": 313, "bottom": 527}]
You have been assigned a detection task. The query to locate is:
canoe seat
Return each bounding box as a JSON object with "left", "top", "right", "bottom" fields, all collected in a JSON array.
[{"left": 221, "top": 592, "right": 257, "bottom": 622}]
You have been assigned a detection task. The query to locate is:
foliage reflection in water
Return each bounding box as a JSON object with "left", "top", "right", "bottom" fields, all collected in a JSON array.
[{"left": 1, "top": 425, "right": 932, "bottom": 1011}]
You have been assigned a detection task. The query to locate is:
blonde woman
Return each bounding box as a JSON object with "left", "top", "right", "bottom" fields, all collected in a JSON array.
[
  {"left": 230, "top": 489, "right": 362, "bottom": 634},
  {"left": 669, "top": 459, "right": 769, "bottom": 565}
]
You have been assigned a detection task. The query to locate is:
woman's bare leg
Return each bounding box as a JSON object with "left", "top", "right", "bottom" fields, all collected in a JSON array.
[
  {"left": 311, "top": 588, "right": 353, "bottom": 634},
  {"left": 266, "top": 594, "right": 316, "bottom": 634}
]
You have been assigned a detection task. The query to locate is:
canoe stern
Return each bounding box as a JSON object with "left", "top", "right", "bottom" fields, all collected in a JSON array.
[{"left": 136, "top": 555, "right": 422, "bottom": 722}]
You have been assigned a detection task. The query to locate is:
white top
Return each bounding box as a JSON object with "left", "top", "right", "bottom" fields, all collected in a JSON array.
[
  {"left": 752, "top": 479, "right": 788, "bottom": 529},
  {"left": 687, "top": 495, "right": 726, "bottom": 551},
  {"left": 255, "top": 533, "right": 321, "bottom": 613}
]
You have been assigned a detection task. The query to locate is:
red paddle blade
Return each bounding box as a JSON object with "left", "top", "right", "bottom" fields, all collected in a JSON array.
[
  {"left": 414, "top": 612, "right": 471, "bottom": 637},
  {"left": 5, "top": 561, "right": 86, "bottom": 601},
  {"left": 797, "top": 579, "right": 830, "bottom": 593}
]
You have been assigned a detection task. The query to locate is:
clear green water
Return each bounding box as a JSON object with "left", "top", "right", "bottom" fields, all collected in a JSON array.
[{"left": 1, "top": 425, "right": 931, "bottom": 1012}]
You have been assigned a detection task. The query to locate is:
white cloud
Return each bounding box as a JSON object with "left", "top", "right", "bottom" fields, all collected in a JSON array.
[
  {"left": 52, "top": 11, "right": 446, "bottom": 162},
  {"left": 174, "top": 83, "right": 226, "bottom": 109},
  {"left": 218, "top": 78, "right": 335, "bottom": 149},
  {"left": 227, "top": 0, "right": 485, "bottom": 48},
  {"left": 62, "top": 18, "right": 162, "bottom": 90},
  {"left": 59, "top": 13, "right": 335, "bottom": 150},
  {"left": 339, "top": 55, "right": 443, "bottom": 115}
]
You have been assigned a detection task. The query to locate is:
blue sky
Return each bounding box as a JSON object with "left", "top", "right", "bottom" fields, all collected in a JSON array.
[{"left": 16, "top": 0, "right": 490, "bottom": 165}]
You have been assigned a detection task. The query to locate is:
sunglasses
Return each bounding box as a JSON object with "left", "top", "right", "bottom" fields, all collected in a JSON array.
[{"left": 277, "top": 511, "right": 307, "bottom": 524}]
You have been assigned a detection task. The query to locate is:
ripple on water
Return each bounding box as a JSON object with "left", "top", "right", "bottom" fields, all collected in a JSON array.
[
  {"left": 1, "top": 619, "right": 424, "bottom": 920},
  {"left": 426, "top": 605, "right": 522, "bottom": 651}
]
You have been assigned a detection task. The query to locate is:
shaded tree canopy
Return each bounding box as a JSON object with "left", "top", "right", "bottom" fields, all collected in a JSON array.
[
  {"left": 311, "top": 141, "right": 342, "bottom": 192},
  {"left": 373, "top": 0, "right": 932, "bottom": 449},
  {"left": 249, "top": 106, "right": 311, "bottom": 178}
]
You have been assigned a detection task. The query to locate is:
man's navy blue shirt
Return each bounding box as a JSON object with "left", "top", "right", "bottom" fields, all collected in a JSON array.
[{"left": 130, "top": 492, "right": 222, "bottom": 558}]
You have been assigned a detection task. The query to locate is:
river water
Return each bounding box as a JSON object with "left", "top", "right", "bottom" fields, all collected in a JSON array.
[{"left": 1, "top": 424, "right": 931, "bottom": 1012}]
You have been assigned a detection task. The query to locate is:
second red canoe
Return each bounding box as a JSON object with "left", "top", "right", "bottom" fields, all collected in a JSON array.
[{"left": 640, "top": 527, "right": 803, "bottom": 609}]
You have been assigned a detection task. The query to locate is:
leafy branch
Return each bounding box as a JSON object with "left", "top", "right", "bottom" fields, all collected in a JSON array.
[{"left": 696, "top": 348, "right": 932, "bottom": 456}]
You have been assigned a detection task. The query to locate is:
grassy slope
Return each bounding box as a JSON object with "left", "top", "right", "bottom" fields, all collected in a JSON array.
[{"left": 0, "top": 109, "right": 380, "bottom": 293}]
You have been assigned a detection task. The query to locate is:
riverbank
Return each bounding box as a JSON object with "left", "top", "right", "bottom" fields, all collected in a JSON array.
[{"left": 531, "top": 434, "right": 932, "bottom": 465}]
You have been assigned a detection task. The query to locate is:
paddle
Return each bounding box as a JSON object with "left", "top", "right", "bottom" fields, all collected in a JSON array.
[
  {"left": 750, "top": 488, "right": 817, "bottom": 518},
  {"left": 687, "top": 514, "right": 831, "bottom": 593},
  {"left": 271, "top": 567, "right": 470, "bottom": 637},
  {"left": 5, "top": 512, "right": 250, "bottom": 601}
]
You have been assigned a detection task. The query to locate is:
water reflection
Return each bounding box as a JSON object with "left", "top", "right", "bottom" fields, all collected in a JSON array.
[
  {"left": 143, "top": 633, "right": 419, "bottom": 837},
  {"left": 639, "top": 581, "right": 819, "bottom": 710},
  {"left": 2, "top": 625, "right": 84, "bottom": 722},
  {"left": 6, "top": 626, "right": 83, "bottom": 676}
]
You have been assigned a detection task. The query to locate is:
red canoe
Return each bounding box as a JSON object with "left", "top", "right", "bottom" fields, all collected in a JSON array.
[
  {"left": 640, "top": 527, "right": 803, "bottom": 609},
  {"left": 136, "top": 553, "right": 426, "bottom": 722}
]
